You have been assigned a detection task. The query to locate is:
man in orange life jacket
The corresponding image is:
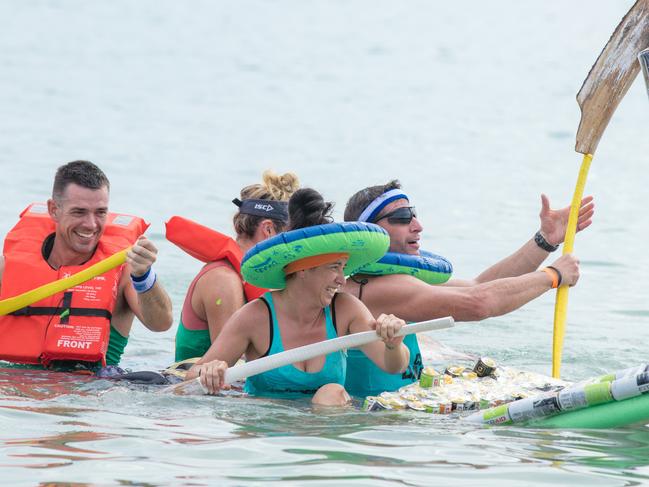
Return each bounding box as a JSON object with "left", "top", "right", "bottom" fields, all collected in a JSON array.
[{"left": 0, "top": 160, "right": 173, "bottom": 370}]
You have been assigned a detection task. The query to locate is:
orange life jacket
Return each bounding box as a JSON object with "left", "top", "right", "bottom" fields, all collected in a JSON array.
[
  {"left": 165, "top": 216, "right": 266, "bottom": 301},
  {"left": 0, "top": 203, "right": 148, "bottom": 366}
]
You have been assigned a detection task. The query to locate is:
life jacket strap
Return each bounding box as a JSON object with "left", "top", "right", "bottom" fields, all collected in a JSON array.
[{"left": 10, "top": 306, "right": 113, "bottom": 320}]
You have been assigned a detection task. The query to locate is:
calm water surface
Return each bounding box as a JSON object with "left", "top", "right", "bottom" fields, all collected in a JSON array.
[{"left": 1, "top": 1, "right": 649, "bottom": 485}]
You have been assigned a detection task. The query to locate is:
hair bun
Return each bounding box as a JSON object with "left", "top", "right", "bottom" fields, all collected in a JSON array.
[
  {"left": 262, "top": 170, "right": 300, "bottom": 201},
  {"left": 234, "top": 170, "right": 300, "bottom": 238},
  {"left": 288, "top": 188, "right": 334, "bottom": 230}
]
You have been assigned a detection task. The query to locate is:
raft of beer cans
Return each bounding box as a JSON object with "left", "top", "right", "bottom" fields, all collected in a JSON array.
[
  {"left": 466, "top": 362, "right": 649, "bottom": 425},
  {"left": 362, "top": 357, "right": 568, "bottom": 414}
]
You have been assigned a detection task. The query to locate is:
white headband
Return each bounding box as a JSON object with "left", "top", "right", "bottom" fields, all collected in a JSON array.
[{"left": 358, "top": 189, "right": 409, "bottom": 223}]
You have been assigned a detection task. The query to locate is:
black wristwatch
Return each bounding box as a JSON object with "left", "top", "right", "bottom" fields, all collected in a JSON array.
[{"left": 534, "top": 231, "right": 559, "bottom": 252}]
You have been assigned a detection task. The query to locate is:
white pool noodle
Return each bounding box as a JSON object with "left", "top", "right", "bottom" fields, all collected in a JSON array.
[{"left": 163, "top": 316, "right": 454, "bottom": 395}]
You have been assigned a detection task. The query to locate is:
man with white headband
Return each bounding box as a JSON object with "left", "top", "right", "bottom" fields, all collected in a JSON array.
[{"left": 342, "top": 180, "right": 594, "bottom": 397}]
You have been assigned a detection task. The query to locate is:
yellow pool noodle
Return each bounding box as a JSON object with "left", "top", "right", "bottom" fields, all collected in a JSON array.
[
  {"left": 552, "top": 153, "right": 592, "bottom": 378},
  {"left": 0, "top": 247, "right": 130, "bottom": 316}
]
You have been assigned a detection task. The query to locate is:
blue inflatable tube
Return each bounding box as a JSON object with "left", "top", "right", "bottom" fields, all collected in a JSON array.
[{"left": 356, "top": 249, "right": 453, "bottom": 284}]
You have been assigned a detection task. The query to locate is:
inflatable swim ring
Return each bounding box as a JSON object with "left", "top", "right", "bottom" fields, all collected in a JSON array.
[
  {"left": 241, "top": 222, "right": 389, "bottom": 289},
  {"left": 356, "top": 249, "right": 453, "bottom": 285}
]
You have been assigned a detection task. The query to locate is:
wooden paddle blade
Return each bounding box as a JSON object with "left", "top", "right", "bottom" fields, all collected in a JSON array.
[
  {"left": 640, "top": 48, "right": 649, "bottom": 98},
  {"left": 576, "top": 0, "right": 649, "bottom": 155}
]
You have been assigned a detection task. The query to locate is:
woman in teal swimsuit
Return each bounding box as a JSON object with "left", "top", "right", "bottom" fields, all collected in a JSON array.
[{"left": 186, "top": 188, "right": 410, "bottom": 405}]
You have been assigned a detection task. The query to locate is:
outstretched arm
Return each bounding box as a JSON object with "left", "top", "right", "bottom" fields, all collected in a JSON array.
[{"left": 363, "top": 253, "right": 580, "bottom": 323}]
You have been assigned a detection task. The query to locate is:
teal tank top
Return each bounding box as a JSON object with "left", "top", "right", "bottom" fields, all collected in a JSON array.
[
  {"left": 244, "top": 292, "right": 346, "bottom": 397},
  {"left": 344, "top": 334, "right": 422, "bottom": 397}
]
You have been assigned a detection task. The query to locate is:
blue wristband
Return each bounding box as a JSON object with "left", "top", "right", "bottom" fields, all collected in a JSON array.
[{"left": 131, "top": 268, "right": 156, "bottom": 293}]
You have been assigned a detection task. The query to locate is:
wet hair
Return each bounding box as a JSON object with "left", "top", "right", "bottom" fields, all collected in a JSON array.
[
  {"left": 233, "top": 170, "right": 300, "bottom": 238},
  {"left": 344, "top": 179, "right": 401, "bottom": 221},
  {"left": 52, "top": 160, "right": 110, "bottom": 201},
  {"left": 288, "top": 188, "right": 334, "bottom": 230}
]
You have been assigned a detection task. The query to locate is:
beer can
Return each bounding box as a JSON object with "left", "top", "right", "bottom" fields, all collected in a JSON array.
[
  {"left": 507, "top": 394, "right": 561, "bottom": 423},
  {"left": 583, "top": 381, "right": 613, "bottom": 406},
  {"left": 481, "top": 404, "right": 511, "bottom": 425},
  {"left": 421, "top": 400, "right": 439, "bottom": 413},
  {"left": 611, "top": 372, "right": 649, "bottom": 401},
  {"left": 400, "top": 393, "right": 419, "bottom": 402},
  {"left": 419, "top": 367, "right": 442, "bottom": 388},
  {"left": 363, "top": 397, "right": 392, "bottom": 412},
  {"left": 379, "top": 393, "right": 407, "bottom": 410},
  {"left": 558, "top": 387, "right": 588, "bottom": 411},
  {"left": 445, "top": 365, "right": 465, "bottom": 377},
  {"left": 638, "top": 372, "right": 649, "bottom": 393},
  {"left": 439, "top": 402, "right": 453, "bottom": 414},
  {"left": 407, "top": 400, "right": 427, "bottom": 412},
  {"left": 603, "top": 364, "right": 649, "bottom": 382},
  {"left": 474, "top": 357, "right": 497, "bottom": 377}
]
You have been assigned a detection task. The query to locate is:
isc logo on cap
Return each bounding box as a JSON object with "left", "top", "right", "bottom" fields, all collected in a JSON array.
[{"left": 254, "top": 203, "right": 274, "bottom": 212}]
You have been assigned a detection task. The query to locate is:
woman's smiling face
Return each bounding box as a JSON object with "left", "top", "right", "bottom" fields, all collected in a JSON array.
[{"left": 304, "top": 256, "right": 348, "bottom": 307}]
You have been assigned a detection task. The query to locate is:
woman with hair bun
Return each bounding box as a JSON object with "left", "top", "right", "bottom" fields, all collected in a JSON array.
[
  {"left": 169, "top": 170, "right": 300, "bottom": 362},
  {"left": 185, "top": 188, "right": 409, "bottom": 406}
]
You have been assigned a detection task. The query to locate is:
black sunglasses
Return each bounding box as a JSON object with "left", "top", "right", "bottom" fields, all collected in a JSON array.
[{"left": 374, "top": 206, "right": 417, "bottom": 225}]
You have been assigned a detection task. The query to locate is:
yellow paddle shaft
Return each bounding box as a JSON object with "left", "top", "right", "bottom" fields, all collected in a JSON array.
[
  {"left": 552, "top": 153, "right": 593, "bottom": 378},
  {"left": 0, "top": 247, "right": 130, "bottom": 316}
]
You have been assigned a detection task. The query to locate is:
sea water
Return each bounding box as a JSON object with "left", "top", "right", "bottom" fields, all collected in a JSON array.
[{"left": 1, "top": 1, "right": 649, "bottom": 485}]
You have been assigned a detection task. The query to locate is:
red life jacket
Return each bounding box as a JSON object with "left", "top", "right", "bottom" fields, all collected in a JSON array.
[
  {"left": 0, "top": 203, "right": 148, "bottom": 366},
  {"left": 165, "top": 216, "right": 266, "bottom": 301}
]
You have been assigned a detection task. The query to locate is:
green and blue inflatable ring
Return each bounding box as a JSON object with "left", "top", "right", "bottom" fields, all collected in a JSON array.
[
  {"left": 356, "top": 249, "right": 453, "bottom": 285},
  {"left": 241, "top": 222, "right": 390, "bottom": 289}
]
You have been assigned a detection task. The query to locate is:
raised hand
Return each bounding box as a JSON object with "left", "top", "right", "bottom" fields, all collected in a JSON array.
[
  {"left": 127, "top": 235, "right": 158, "bottom": 278},
  {"left": 539, "top": 194, "right": 594, "bottom": 247}
]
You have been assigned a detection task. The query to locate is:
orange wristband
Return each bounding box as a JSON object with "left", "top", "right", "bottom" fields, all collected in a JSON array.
[{"left": 541, "top": 267, "right": 559, "bottom": 288}]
